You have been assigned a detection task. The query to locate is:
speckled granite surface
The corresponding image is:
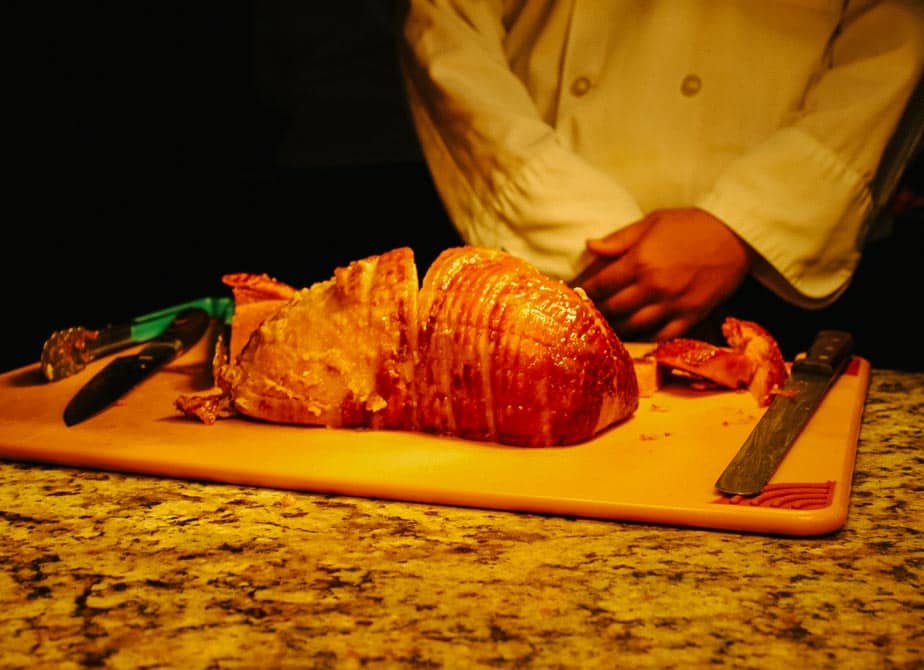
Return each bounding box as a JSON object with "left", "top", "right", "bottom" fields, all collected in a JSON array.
[{"left": 1, "top": 368, "right": 921, "bottom": 669}]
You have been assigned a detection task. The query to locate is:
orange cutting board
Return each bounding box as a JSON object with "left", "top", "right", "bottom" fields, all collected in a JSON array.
[{"left": 0, "top": 331, "right": 869, "bottom": 536}]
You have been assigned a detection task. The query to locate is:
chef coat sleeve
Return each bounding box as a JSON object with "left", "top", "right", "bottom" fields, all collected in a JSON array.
[
  {"left": 696, "top": 0, "right": 924, "bottom": 309},
  {"left": 399, "top": 0, "right": 643, "bottom": 281}
]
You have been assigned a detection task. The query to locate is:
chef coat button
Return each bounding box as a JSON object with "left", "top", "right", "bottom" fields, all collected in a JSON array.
[
  {"left": 681, "top": 74, "right": 702, "bottom": 96},
  {"left": 570, "top": 76, "right": 592, "bottom": 97}
]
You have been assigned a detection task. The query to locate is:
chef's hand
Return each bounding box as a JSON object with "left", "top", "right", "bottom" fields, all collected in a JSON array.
[{"left": 574, "top": 207, "right": 754, "bottom": 341}]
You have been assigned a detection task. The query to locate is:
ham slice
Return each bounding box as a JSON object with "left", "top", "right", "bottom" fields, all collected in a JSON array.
[
  {"left": 651, "top": 339, "right": 755, "bottom": 390},
  {"left": 178, "top": 246, "right": 639, "bottom": 447},
  {"left": 721, "top": 317, "right": 788, "bottom": 406},
  {"left": 221, "top": 273, "right": 298, "bottom": 362},
  {"left": 652, "top": 317, "right": 788, "bottom": 406}
]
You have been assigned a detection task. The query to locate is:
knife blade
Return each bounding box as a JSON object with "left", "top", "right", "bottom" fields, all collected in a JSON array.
[
  {"left": 714, "top": 329, "right": 854, "bottom": 497},
  {"left": 63, "top": 307, "right": 211, "bottom": 427}
]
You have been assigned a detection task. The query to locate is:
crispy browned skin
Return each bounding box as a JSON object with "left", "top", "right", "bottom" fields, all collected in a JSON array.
[
  {"left": 416, "top": 247, "right": 638, "bottom": 446},
  {"left": 221, "top": 272, "right": 298, "bottom": 300}
]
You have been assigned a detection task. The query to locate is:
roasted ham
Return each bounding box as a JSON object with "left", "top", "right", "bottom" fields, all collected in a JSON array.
[
  {"left": 414, "top": 247, "right": 639, "bottom": 446},
  {"left": 177, "top": 246, "right": 640, "bottom": 447}
]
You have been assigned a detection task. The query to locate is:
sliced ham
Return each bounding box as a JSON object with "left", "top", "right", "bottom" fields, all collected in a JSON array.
[
  {"left": 651, "top": 339, "right": 756, "bottom": 390},
  {"left": 721, "top": 317, "right": 788, "bottom": 406},
  {"left": 220, "top": 273, "right": 298, "bottom": 362},
  {"left": 178, "top": 246, "right": 640, "bottom": 447},
  {"left": 653, "top": 317, "right": 788, "bottom": 406}
]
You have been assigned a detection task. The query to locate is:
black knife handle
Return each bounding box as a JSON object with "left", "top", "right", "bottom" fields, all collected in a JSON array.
[
  {"left": 62, "top": 308, "right": 210, "bottom": 427},
  {"left": 792, "top": 330, "right": 854, "bottom": 377},
  {"left": 62, "top": 345, "right": 178, "bottom": 426}
]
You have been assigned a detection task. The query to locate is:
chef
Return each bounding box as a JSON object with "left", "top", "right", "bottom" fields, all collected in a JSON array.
[{"left": 398, "top": 0, "right": 924, "bottom": 342}]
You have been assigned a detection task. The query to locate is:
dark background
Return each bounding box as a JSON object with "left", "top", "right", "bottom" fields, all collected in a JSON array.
[
  {"left": 5, "top": 2, "right": 922, "bottom": 373},
  {"left": 7, "top": 2, "right": 461, "bottom": 374}
]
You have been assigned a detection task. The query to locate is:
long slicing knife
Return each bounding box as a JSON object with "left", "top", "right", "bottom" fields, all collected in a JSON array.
[
  {"left": 63, "top": 307, "right": 211, "bottom": 427},
  {"left": 715, "top": 330, "right": 854, "bottom": 497}
]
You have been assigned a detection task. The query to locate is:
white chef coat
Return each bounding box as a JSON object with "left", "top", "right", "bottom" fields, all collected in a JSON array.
[{"left": 399, "top": 0, "right": 924, "bottom": 308}]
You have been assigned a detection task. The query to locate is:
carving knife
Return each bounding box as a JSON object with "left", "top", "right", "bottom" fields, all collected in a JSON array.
[
  {"left": 63, "top": 307, "right": 211, "bottom": 427},
  {"left": 715, "top": 330, "right": 854, "bottom": 497}
]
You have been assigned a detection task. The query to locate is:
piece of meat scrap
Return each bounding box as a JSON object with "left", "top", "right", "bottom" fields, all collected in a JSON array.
[
  {"left": 653, "top": 317, "right": 788, "bottom": 406},
  {"left": 174, "top": 392, "right": 235, "bottom": 425},
  {"left": 721, "top": 317, "right": 788, "bottom": 406},
  {"left": 652, "top": 338, "right": 755, "bottom": 390}
]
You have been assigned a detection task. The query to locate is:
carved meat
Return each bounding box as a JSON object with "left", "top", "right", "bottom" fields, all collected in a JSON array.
[
  {"left": 219, "top": 247, "right": 418, "bottom": 430},
  {"left": 221, "top": 273, "right": 298, "bottom": 362},
  {"left": 721, "top": 317, "right": 788, "bottom": 406},
  {"left": 179, "top": 246, "right": 640, "bottom": 447},
  {"left": 652, "top": 317, "right": 787, "bottom": 406},
  {"left": 651, "top": 337, "right": 755, "bottom": 390}
]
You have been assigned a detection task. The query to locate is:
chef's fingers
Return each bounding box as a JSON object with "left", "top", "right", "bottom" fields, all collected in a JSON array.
[
  {"left": 606, "top": 296, "right": 709, "bottom": 341},
  {"left": 596, "top": 281, "right": 670, "bottom": 335},
  {"left": 647, "top": 296, "right": 720, "bottom": 341},
  {"left": 574, "top": 257, "right": 636, "bottom": 302},
  {"left": 570, "top": 254, "right": 611, "bottom": 288},
  {"left": 609, "top": 301, "right": 671, "bottom": 338},
  {"left": 650, "top": 314, "right": 703, "bottom": 342},
  {"left": 585, "top": 214, "right": 656, "bottom": 257},
  {"left": 596, "top": 283, "right": 650, "bottom": 322}
]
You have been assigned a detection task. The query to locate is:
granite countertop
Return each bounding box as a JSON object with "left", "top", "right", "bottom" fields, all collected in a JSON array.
[{"left": 1, "top": 368, "right": 921, "bottom": 669}]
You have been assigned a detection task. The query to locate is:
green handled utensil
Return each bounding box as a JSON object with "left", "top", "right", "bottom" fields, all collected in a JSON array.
[{"left": 41, "top": 296, "right": 234, "bottom": 382}]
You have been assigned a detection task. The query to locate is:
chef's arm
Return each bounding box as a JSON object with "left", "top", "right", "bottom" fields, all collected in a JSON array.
[
  {"left": 695, "top": 0, "right": 924, "bottom": 309},
  {"left": 398, "top": 0, "right": 642, "bottom": 281}
]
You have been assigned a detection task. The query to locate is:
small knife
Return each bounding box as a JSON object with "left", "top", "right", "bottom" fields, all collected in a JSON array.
[
  {"left": 63, "top": 307, "right": 211, "bottom": 427},
  {"left": 715, "top": 330, "right": 854, "bottom": 497}
]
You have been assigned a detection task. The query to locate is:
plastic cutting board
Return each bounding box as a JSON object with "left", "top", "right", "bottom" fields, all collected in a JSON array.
[{"left": 0, "top": 329, "right": 869, "bottom": 536}]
